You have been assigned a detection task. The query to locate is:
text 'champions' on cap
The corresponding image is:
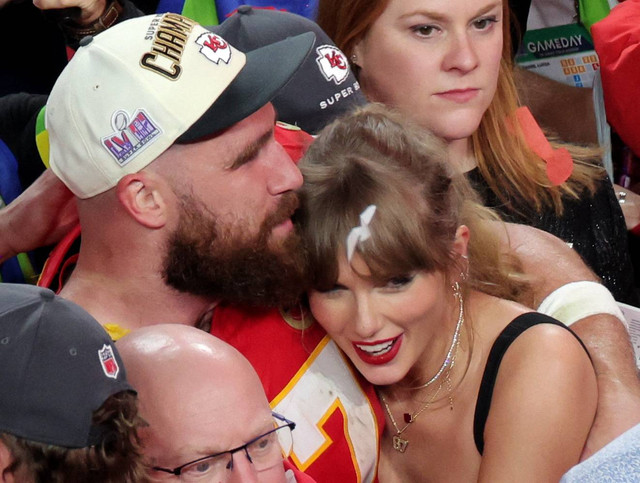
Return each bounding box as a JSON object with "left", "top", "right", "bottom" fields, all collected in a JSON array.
[{"left": 46, "top": 13, "right": 314, "bottom": 199}]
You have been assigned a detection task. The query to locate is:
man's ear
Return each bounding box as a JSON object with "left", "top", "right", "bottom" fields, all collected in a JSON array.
[
  {"left": 0, "top": 439, "right": 16, "bottom": 482},
  {"left": 116, "top": 172, "right": 169, "bottom": 229}
]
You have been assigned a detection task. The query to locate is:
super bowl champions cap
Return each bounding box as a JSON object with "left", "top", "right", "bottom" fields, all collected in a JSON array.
[
  {"left": 216, "top": 5, "right": 366, "bottom": 135},
  {"left": 46, "top": 13, "right": 314, "bottom": 198},
  {"left": 0, "top": 284, "right": 134, "bottom": 448}
]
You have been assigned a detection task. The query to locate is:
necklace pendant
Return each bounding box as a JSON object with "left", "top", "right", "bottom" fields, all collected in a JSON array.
[
  {"left": 403, "top": 413, "right": 412, "bottom": 424},
  {"left": 392, "top": 434, "right": 409, "bottom": 453}
]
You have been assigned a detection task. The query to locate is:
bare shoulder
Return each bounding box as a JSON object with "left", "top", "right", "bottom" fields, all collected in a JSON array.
[
  {"left": 478, "top": 308, "right": 597, "bottom": 481},
  {"left": 504, "top": 316, "right": 590, "bottom": 367},
  {"left": 471, "top": 293, "right": 592, "bottom": 386}
]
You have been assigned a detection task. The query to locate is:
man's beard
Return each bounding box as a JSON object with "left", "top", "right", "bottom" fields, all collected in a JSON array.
[{"left": 162, "top": 192, "right": 308, "bottom": 307}]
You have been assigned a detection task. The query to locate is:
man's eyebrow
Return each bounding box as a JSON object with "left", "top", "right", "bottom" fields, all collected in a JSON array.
[{"left": 228, "top": 128, "right": 273, "bottom": 170}]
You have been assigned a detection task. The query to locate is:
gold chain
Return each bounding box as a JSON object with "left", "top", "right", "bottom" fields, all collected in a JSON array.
[{"left": 380, "top": 376, "right": 446, "bottom": 432}]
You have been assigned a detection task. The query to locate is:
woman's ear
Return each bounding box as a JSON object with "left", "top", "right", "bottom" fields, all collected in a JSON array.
[
  {"left": 351, "top": 41, "right": 365, "bottom": 69},
  {"left": 115, "top": 172, "right": 168, "bottom": 229},
  {"left": 453, "top": 225, "right": 470, "bottom": 259}
]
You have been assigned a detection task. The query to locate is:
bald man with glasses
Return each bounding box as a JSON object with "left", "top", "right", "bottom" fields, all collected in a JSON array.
[{"left": 117, "top": 324, "right": 314, "bottom": 482}]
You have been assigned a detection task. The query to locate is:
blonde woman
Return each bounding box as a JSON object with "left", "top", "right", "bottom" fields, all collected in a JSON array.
[{"left": 298, "top": 104, "right": 597, "bottom": 481}]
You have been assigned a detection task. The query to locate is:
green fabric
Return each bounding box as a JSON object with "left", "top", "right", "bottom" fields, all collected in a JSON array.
[
  {"left": 181, "top": 0, "right": 220, "bottom": 26},
  {"left": 16, "top": 252, "right": 37, "bottom": 284},
  {"left": 35, "top": 106, "right": 49, "bottom": 168},
  {"left": 579, "top": 0, "right": 611, "bottom": 32}
]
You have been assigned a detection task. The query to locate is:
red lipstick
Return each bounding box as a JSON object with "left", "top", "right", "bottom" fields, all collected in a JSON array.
[{"left": 352, "top": 335, "right": 403, "bottom": 365}]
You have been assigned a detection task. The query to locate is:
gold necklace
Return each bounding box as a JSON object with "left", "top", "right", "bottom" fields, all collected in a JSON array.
[
  {"left": 379, "top": 287, "right": 464, "bottom": 453},
  {"left": 380, "top": 377, "right": 448, "bottom": 453}
]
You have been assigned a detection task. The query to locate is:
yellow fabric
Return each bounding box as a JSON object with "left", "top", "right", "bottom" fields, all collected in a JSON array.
[{"left": 104, "top": 323, "right": 131, "bottom": 341}]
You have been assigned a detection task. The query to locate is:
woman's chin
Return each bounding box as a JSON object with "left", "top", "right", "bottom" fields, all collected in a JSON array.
[{"left": 415, "top": 114, "right": 484, "bottom": 144}]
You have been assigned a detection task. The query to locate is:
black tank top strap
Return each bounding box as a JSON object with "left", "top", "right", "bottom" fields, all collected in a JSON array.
[{"left": 473, "top": 312, "right": 589, "bottom": 454}]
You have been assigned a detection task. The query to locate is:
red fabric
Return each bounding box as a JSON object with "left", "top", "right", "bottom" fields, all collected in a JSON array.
[
  {"left": 506, "top": 107, "right": 574, "bottom": 185},
  {"left": 283, "top": 459, "right": 316, "bottom": 482},
  {"left": 512, "top": 107, "right": 573, "bottom": 185},
  {"left": 37, "top": 222, "right": 81, "bottom": 291},
  {"left": 592, "top": 0, "right": 640, "bottom": 157},
  {"left": 274, "top": 122, "right": 314, "bottom": 164},
  {"left": 211, "top": 304, "right": 383, "bottom": 483}
]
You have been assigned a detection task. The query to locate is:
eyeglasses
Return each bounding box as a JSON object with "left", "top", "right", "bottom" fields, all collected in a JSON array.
[{"left": 151, "top": 412, "right": 295, "bottom": 481}]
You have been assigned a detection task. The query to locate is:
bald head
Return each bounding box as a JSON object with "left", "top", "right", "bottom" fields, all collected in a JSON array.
[
  {"left": 118, "top": 325, "right": 286, "bottom": 482},
  {"left": 118, "top": 323, "right": 262, "bottom": 401}
]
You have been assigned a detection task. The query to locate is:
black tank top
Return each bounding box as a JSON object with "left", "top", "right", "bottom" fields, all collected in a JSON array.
[{"left": 473, "top": 312, "right": 590, "bottom": 454}]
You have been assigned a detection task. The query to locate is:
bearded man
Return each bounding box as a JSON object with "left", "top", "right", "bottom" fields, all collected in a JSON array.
[{"left": 45, "top": 13, "right": 312, "bottom": 336}]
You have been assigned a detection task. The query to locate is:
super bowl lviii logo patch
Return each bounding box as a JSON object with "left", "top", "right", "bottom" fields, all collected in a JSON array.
[
  {"left": 102, "top": 109, "right": 162, "bottom": 167},
  {"left": 99, "top": 344, "right": 120, "bottom": 379},
  {"left": 196, "top": 33, "right": 232, "bottom": 64},
  {"left": 315, "top": 45, "right": 349, "bottom": 85}
]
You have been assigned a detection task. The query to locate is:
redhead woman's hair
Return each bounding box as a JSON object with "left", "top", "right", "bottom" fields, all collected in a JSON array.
[
  {"left": 316, "top": 0, "right": 603, "bottom": 215},
  {"left": 299, "top": 103, "right": 527, "bottom": 301}
]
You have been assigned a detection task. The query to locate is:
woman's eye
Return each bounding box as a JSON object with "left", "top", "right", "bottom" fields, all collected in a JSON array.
[
  {"left": 412, "top": 25, "right": 439, "bottom": 38},
  {"left": 473, "top": 16, "right": 498, "bottom": 30},
  {"left": 385, "top": 274, "right": 415, "bottom": 289},
  {"left": 314, "top": 283, "right": 346, "bottom": 295}
]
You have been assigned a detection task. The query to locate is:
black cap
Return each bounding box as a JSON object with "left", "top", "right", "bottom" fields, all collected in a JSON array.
[
  {"left": 177, "top": 28, "right": 316, "bottom": 142},
  {"left": 206, "top": 5, "right": 366, "bottom": 135},
  {"left": 0, "top": 284, "right": 134, "bottom": 448}
]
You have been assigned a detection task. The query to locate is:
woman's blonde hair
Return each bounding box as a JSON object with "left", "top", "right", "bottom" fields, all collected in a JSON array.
[
  {"left": 317, "top": 0, "right": 604, "bottom": 215},
  {"left": 299, "top": 103, "right": 527, "bottom": 301}
]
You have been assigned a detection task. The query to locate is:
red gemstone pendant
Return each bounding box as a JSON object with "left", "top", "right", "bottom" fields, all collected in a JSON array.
[{"left": 403, "top": 413, "right": 412, "bottom": 424}]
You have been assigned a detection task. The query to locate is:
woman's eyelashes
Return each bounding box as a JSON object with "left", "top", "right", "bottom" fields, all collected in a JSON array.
[
  {"left": 383, "top": 274, "right": 416, "bottom": 290},
  {"left": 472, "top": 15, "right": 499, "bottom": 31},
  {"left": 315, "top": 283, "right": 347, "bottom": 295},
  {"left": 410, "top": 14, "right": 499, "bottom": 40},
  {"left": 411, "top": 24, "right": 440, "bottom": 39}
]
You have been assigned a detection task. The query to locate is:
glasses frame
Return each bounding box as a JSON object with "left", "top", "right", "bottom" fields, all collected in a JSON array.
[{"left": 152, "top": 412, "right": 296, "bottom": 477}]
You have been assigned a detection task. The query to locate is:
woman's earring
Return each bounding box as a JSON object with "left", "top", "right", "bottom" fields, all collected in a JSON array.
[
  {"left": 350, "top": 53, "right": 358, "bottom": 65},
  {"left": 460, "top": 254, "right": 469, "bottom": 281},
  {"left": 452, "top": 281, "right": 462, "bottom": 298}
]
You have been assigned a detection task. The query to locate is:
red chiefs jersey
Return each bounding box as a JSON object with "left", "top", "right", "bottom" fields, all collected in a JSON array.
[{"left": 211, "top": 303, "right": 383, "bottom": 483}]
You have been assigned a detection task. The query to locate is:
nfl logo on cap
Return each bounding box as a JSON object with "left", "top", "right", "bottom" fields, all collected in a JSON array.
[
  {"left": 99, "top": 344, "right": 120, "bottom": 379},
  {"left": 315, "top": 45, "right": 350, "bottom": 85}
]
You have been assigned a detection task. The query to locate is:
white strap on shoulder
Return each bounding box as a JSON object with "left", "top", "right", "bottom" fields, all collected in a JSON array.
[{"left": 537, "top": 280, "right": 628, "bottom": 331}]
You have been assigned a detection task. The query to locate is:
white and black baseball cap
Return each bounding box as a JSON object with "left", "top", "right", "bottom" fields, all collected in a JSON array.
[{"left": 46, "top": 13, "right": 314, "bottom": 198}]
